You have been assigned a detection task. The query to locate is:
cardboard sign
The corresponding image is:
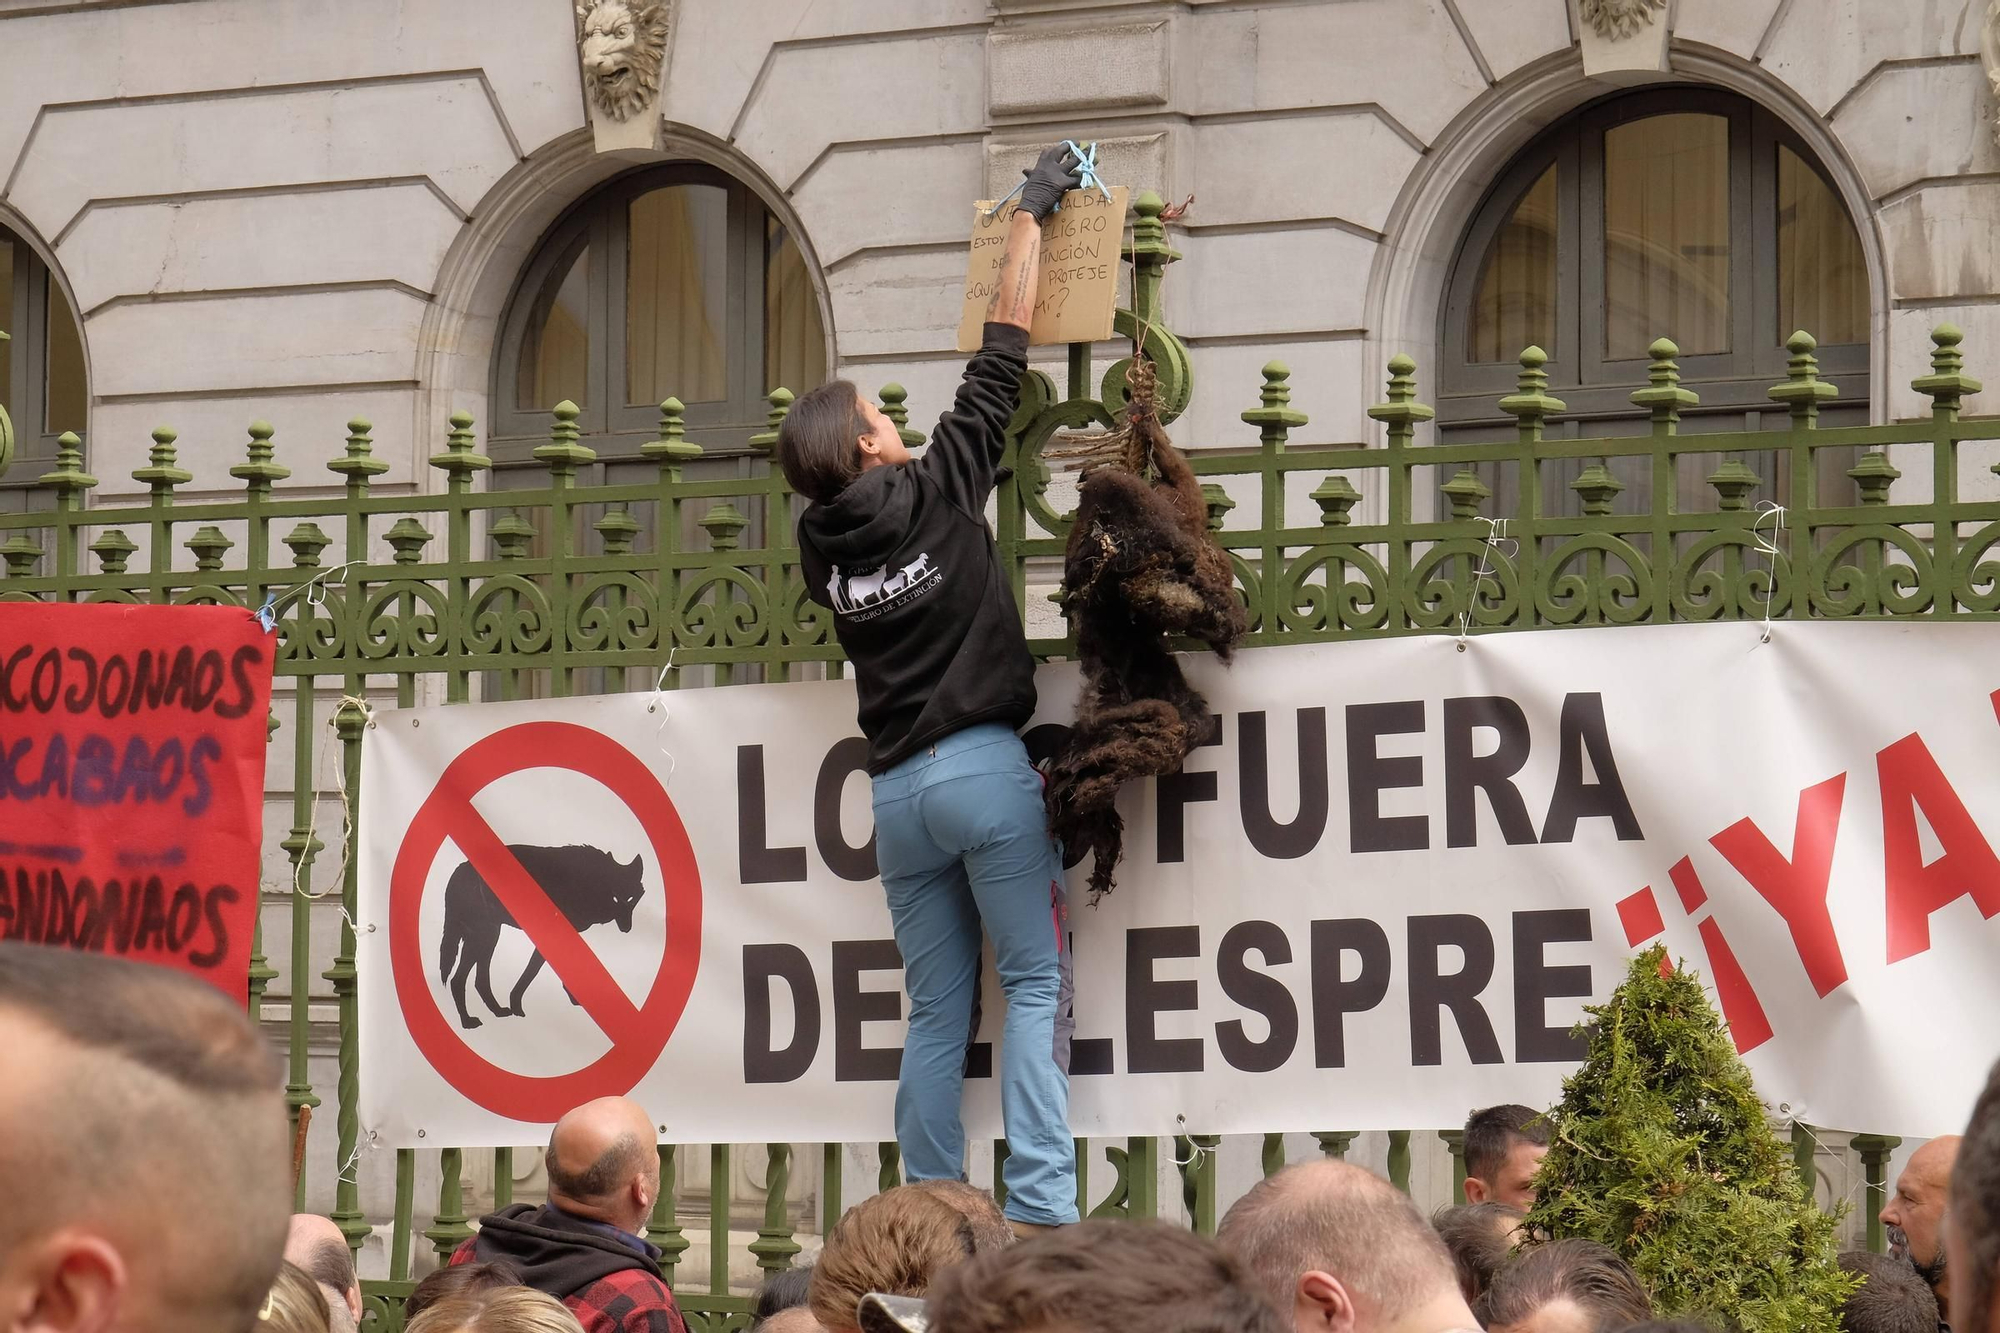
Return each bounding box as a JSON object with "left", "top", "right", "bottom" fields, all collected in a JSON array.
[
  {"left": 0, "top": 603, "right": 275, "bottom": 998},
  {"left": 957, "top": 186, "right": 1130, "bottom": 350}
]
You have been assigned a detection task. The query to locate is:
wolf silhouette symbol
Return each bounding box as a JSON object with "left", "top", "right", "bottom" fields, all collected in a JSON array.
[{"left": 437, "top": 844, "right": 647, "bottom": 1030}]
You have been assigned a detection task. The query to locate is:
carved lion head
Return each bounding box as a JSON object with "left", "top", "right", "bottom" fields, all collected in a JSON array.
[
  {"left": 1580, "top": 0, "right": 1667, "bottom": 41},
  {"left": 577, "top": 1, "right": 670, "bottom": 123}
]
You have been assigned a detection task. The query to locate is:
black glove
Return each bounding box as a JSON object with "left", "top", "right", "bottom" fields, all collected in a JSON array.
[{"left": 1017, "top": 143, "right": 1085, "bottom": 222}]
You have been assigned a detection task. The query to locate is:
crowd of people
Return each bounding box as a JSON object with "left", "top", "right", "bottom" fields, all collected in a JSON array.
[{"left": 3, "top": 942, "right": 1996, "bottom": 1333}]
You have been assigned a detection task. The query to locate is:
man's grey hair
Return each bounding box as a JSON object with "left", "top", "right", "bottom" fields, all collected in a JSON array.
[{"left": 1218, "top": 1160, "right": 1460, "bottom": 1319}]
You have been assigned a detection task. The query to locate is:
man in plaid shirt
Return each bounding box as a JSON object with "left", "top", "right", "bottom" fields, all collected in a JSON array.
[{"left": 451, "top": 1097, "right": 687, "bottom": 1333}]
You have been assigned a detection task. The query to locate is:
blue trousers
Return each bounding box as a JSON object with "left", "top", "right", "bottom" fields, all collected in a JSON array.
[{"left": 871, "top": 724, "right": 1078, "bottom": 1225}]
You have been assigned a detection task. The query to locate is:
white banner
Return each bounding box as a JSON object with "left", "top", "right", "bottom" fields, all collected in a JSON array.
[{"left": 358, "top": 622, "right": 1995, "bottom": 1148}]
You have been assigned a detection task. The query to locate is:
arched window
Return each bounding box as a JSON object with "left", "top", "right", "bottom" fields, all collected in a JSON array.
[
  {"left": 0, "top": 220, "right": 88, "bottom": 513},
  {"left": 491, "top": 163, "right": 828, "bottom": 469},
  {"left": 1439, "top": 89, "right": 1870, "bottom": 504}
]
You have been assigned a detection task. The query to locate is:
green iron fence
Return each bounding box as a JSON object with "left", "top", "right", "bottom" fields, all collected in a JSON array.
[{"left": 1, "top": 189, "right": 1982, "bottom": 1327}]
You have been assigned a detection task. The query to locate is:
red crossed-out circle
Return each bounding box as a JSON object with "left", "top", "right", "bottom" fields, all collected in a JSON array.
[{"left": 389, "top": 721, "right": 701, "bottom": 1124}]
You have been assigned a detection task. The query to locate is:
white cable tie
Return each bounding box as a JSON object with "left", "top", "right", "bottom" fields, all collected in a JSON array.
[
  {"left": 1751, "top": 502, "right": 1787, "bottom": 643},
  {"left": 1458, "top": 516, "right": 1517, "bottom": 643},
  {"left": 647, "top": 647, "right": 680, "bottom": 786}
]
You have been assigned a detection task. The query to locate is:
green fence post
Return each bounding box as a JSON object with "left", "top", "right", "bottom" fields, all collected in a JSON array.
[
  {"left": 1368, "top": 356, "right": 1432, "bottom": 627},
  {"left": 36, "top": 431, "right": 94, "bottom": 584},
  {"left": 1440, "top": 1129, "right": 1467, "bottom": 1204},
  {"left": 1313, "top": 1132, "right": 1358, "bottom": 1161},
  {"left": 650, "top": 1145, "right": 689, "bottom": 1285},
  {"left": 710, "top": 1144, "right": 733, "bottom": 1296},
  {"left": 750, "top": 1145, "right": 802, "bottom": 1273},
  {"left": 426, "top": 1148, "right": 472, "bottom": 1265},
  {"left": 1852, "top": 1135, "right": 1901, "bottom": 1253},
  {"left": 279, "top": 510, "right": 330, "bottom": 1211},
  {"left": 1387, "top": 1131, "right": 1412, "bottom": 1193}
]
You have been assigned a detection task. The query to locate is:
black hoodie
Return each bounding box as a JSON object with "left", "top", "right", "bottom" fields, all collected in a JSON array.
[
  {"left": 799, "top": 323, "right": 1037, "bottom": 774},
  {"left": 467, "top": 1202, "right": 666, "bottom": 1303}
]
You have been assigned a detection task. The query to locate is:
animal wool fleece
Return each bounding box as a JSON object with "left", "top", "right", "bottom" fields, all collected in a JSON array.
[{"left": 1045, "top": 360, "right": 1246, "bottom": 900}]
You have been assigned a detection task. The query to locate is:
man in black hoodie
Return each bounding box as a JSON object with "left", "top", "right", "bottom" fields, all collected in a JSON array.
[
  {"left": 777, "top": 143, "right": 1086, "bottom": 1234},
  {"left": 451, "top": 1096, "right": 684, "bottom": 1333}
]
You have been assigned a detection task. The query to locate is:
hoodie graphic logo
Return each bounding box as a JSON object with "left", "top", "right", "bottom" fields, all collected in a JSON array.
[{"left": 828, "top": 551, "right": 941, "bottom": 621}]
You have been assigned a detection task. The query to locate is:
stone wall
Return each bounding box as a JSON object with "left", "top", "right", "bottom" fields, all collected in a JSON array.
[{"left": 0, "top": 0, "right": 1976, "bottom": 1267}]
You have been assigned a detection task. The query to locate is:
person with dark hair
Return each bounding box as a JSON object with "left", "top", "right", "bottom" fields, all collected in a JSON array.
[
  {"left": 1433, "top": 1202, "right": 1525, "bottom": 1305},
  {"left": 751, "top": 1266, "right": 821, "bottom": 1333},
  {"left": 407, "top": 1262, "right": 525, "bottom": 1323},
  {"left": 0, "top": 942, "right": 292, "bottom": 1333},
  {"left": 776, "top": 142, "right": 1086, "bottom": 1235},
  {"left": 906, "top": 1179, "right": 1016, "bottom": 1253},
  {"left": 1476, "top": 1238, "right": 1652, "bottom": 1333},
  {"left": 1839, "top": 1251, "right": 1942, "bottom": 1333},
  {"left": 449, "top": 1096, "right": 685, "bottom": 1333},
  {"left": 1464, "top": 1105, "right": 1553, "bottom": 1208},
  {"left": 810, "top": 1188, "right": 977, "bottom": 1333},
  {"left": 1885, "top": 1138, "right": 1963, "bottom": 1323},
  {"left": 1948, "top": 1059, "right": 2000, "bottom": 1333},
  {"left": 926, "top": 1218, "right": 1287, "bottom": 1333},
  {"left": 1217, "top": 1160, "right": 1480, "bottom": 1333},
  {"left": 286, "top": 1214, "right": 364, "bottom": 1333}
]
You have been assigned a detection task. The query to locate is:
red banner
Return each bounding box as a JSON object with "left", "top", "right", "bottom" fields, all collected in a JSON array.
[{"left": 1, "top": 603, "right": 275, "bottom": 998}]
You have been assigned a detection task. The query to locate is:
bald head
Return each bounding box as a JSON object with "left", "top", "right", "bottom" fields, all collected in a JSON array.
[
  {"left": 0, "top": 943, "right": 290, "bottom": 1333},
  {"left": 285, "top": 1215, "right": 360, "bottom": 1331},
  {"left": 1219, "top": 1161, "right": 1470, "bottom": 1333},
  {"left": 1885, "top": 1136, "right": 1962, "bottom": 1308},
  {"left": 545, "top": 1097, "right": 658, "bottom": 1234}
]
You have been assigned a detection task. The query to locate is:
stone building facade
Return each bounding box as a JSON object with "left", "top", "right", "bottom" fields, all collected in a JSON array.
[{"left": 0, "top": 0, "right": 1975, "bottom": 1275}]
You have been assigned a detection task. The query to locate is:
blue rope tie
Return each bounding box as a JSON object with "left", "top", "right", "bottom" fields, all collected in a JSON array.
[{"left": 984, "top": 141, "right": 1113, "bottom": 218}]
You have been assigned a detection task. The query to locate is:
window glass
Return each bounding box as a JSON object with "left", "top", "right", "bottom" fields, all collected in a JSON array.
[
  {"left": 517, "top": 243, "right": 590, "bottom": 411},
  {"left": 1604, "top": 113, "right": 1730, "bottom": 359},
  {"left": 626, "top": 184, "right": 729, "bottom": 405},
  {"left": 1778, "top": 146, "right": 1867, "bottom": 346},
  {"left": 765, "top": 217, "right": 825, "bottom": 396},
  {"left": 1468, "top": 164, "right": 1558, "bottom": 363},
  {"left": 44, "top": 272, "right": 85, "bottom": 434}
]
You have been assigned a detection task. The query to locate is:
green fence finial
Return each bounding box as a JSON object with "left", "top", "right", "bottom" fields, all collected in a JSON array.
[
  {"left": 1441, "top": 468, "right": 1491, "bottom": 519},
  {"left": 230, "top": 420, "right": 292, "bottom": 494},
  {"left": 1242, "top": 361, "right": 1308, "bottom": 451},
  {"left": 1706, "top": 458, "right": 1761, "bottom": 512},
  {"left": 1631, "top": 338, "right": 1699, "bottom": 435},
  {"left": 384, "top": 517, "right": 432, "bottom": 564},
  {"left": 1311, "top": 474, "right": 1362, "bottom": 526},
  {"left": 1571, "top": 459, "right": 1625, "bottom": 516},
  {"left": 37, "top": 430, "right": 97, "bottom": 509},
  {"left": 430, "top": 410, "right": 492, "bottom": 489},
  {"left": 89, "top": 528, "right": 136, "bottom": 574},
  {"left": 1767, "top": 331, "right": 1837, "bottom": 426},
  {"left": 1, "top": 533, "right": 44, "bottom": 578},
  {"left": 642, "top": 397, "right": 701, "bottom": 471},
  {"left": 134, "top": 426, "right": 192, "bottom": 496},
  {"left": 329, "top": 417, "right": 389, "bottom": 493},
  {"left": 749, "top": 388, "right": 794, "bottom": 452},
  {"left": 595, "top": 503, "right": 640, "bottom": 554},
  {"left": 1913, "top": 323, "right": 1982, "bottom": 419},
  {"left": 536, "top": 399, "right": 597, "bottom": 476},
  {"left": 699, "top": 501, "right": 749, "bottom": 551},
  {"left": 1368, "top": 354, "right": 1435, "bottom": 447},
  {"left": 284, "top": 521, "right": 332, "bottom": 568},
  {"left": 491, "top": 510, "right": 536, "bottom": 560},
  {"left": 185, "top": 525, "right": 235, "bottom": 571},
  {"left": 1498, "top": 346, "right": 1566, "bottom": 443},
  {"left": 879, "top": 383, "right": 924, "bottom": 447},
  {"left": 1848, "top": 449, "right": 1902, "bottom": 505}
]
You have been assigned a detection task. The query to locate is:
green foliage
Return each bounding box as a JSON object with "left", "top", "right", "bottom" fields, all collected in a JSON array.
[{"left": 1526, "top": 946, "right": 1857, "bottom": 1333}]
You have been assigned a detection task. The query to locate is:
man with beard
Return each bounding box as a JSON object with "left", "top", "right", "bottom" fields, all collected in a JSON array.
[{"left": 1884, "top": 1137, "right": 1963, "bottom": 1325}]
